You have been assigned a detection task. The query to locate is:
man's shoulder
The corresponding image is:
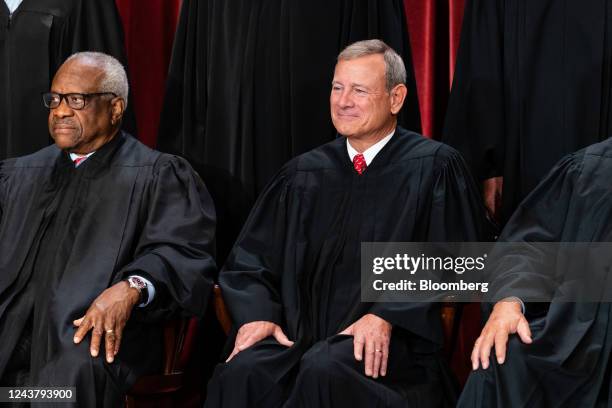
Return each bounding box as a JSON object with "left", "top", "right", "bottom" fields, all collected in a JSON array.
[
  {"left": 115, "top": 133, "right": 164, "bottom": 167},
  {"left": 394, "top": 127, "right": 438, "bottom": 153},
  {"left": 555, "top": 137, "right": 612, "bottom": 178},
  {"left": 1, "top": 144, "right": 61, "bottom": 170},
  {"left": 582, "top": 137, "right": 612, "bottom": 160},
  {"left": 288, "top": 137, "right": 346, "bottom": 173},
  {"left": 390, "top": 127, "right": 463, "bottom": 167},
  {"left": 118, "top": 134, "right": 198, "bottom": 179},
  {"left": 19, "top": 0, "right": 94, "bottom": 17},
  {"left": 561, "top": 137, "right": 612, "bottom": 188}
]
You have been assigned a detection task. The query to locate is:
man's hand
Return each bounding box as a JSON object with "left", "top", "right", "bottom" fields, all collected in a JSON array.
[
  {"left": 483, "top": 176, "right": 503, "bottom": 221},
  {"left": 471, "top": 299, "right": 532, "bottom": 370},
  {"left": 340, "top": 314, "right": 392, "bottom": 379},
  {"left": 226, "top": 321, "right": 294, "bottom": 362},
  {"left": 73, "top": 281, "right": 141, "bottom": 363}
]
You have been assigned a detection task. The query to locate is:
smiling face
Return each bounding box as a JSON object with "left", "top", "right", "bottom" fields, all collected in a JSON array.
[
  {"left": 48, "top": 59, "right": 122, "bottom": 154},
  {"left": 330, "top": 54, "right": 406, "bottom": 144}
]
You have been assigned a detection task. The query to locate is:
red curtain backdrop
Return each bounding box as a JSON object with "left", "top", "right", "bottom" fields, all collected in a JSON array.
[
  {"left": 405, "top": 0, "right": 478, "bottom": 386},
  {"left": 114, "top": 0, "right": 182, "bottom": 147},
  {"left": 404, "top": 0, "right": 465, "bottom": 139}
]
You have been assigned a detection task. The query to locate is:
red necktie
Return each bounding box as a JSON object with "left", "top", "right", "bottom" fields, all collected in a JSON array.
[
  {"left": 353, "top": 153, "right": 367, "bottom": 175},
  {"left": 73, "top": 156, "right": 87, "bottom": 167}
]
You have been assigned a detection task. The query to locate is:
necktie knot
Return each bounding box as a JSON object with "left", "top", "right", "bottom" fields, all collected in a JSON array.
[
  {"left": 73, "top": 156, "right": 87, "bottom": 167},
  {"left": 353, "top": 153, "right": 367, "bottom": 175}
]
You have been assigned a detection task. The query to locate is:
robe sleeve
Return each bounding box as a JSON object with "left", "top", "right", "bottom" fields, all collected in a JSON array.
[
  {"left": 426, "top": 147, "right": 494, "bottom": 242},
  {"left": 442, "top": 0, "right": 506, "bottom": 180},
  {"left": 485, "top": 154, "right": 583, "bottom": 308},
  {"left": 119, "top": 156, "right": 217, "bottom": 320},
  {"left": 218, "top": 166, "right": 294, "bottom": 328},
  {"left": 370, "top": 147, "right": 493, "bottom": 343}
]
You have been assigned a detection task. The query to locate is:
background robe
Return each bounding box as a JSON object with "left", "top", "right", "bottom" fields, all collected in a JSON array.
[
  {"left": 157, "top": 0, "right": 421, "bottom": 263},
  {"left": 0, "top": 133, "right": 216, "bottom": 406},
  {"left": 0, "top": 0, "right": 135, "bottom": 161},
  {"left": 459, "top": 137, "right": 612, "bottom": 407},
  {"left": 206, "top": 127, "right": 492, "bottom": 407},
  {"left": 442, "top": 0, "right": 612, "bottom": 224}
]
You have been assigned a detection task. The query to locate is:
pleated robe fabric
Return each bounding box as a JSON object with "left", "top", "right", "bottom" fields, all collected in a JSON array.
[
  {"left": 0, "top": 133, "right": 216, "bottom": 407},
  {"left": 205, "top": 127, "right": 492, "bottom": 407},
  {"left": 0, "top": 0, "right": 136, "bottom": 160},
  {"left": 459, "top": 137, "right": 612, "bottom": 407},
  {"left": 157, "top": 0, "right": 421, "bottom": 262},
  {"left": 443, "top": 0, "right": 612, "bottom": 224}
]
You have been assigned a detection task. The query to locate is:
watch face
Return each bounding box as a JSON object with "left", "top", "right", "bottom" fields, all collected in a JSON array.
[{"left": 129, "top": 276, "right": 146, "bottom": 290}]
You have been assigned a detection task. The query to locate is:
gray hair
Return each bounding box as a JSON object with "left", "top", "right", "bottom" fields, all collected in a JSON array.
[
  {"left": 65, "top": 52, "right": 129, "bottom": 107},
  {"left": 337, "top": 39, "right": 406, "bottom": 92}
]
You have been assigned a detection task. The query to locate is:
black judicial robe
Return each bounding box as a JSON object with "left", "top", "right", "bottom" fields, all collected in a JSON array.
[
  {"left": 443, "top": 0, "right": 612, "bottom": 224},
  {"left": 157, "top": 0, "right": 421, "bottom": 263},
  {"left": 0, "top": 0, "right": 135, "bottom": 160},
  {"left": 0, "top": 133, "right": 216, "bottom": 406},
  {"left": 206, "top": 127, "right": 491, "bottom": 407},
  {"left": 458, "top": 137, "right": 612, "bottom": 407}
]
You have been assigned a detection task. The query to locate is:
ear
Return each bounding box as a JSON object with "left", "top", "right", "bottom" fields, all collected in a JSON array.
[
  {"left": 110, "top": 97, "right": 125, "bottom": 126},
  {"left": 389, "top": 84, "right": 407, "bottom": 115}
]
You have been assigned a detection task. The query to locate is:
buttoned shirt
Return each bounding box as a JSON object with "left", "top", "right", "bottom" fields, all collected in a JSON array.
[{"left": 346, "top": 130, "right": 394, "bottom": 165}]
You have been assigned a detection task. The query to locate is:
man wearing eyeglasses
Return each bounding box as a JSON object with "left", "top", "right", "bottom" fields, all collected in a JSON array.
[{"left": 0, "top": 52, "right": 217, "bottom": 406}]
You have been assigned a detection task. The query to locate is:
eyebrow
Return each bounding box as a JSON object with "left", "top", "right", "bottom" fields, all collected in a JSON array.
[{"left": 331, "top": 80, "right": 371, "bottom": 90}]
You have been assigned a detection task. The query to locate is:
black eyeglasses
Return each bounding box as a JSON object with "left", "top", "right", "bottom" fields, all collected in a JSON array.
[{"left": 42, "top": 92, "right": 117, "bottom": 110}]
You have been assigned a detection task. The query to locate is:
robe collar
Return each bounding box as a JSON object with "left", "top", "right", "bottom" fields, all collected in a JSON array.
[
  {"left": 57, "top": 132, "right": 126, "bottom": 178},
  {"left": 339, "top": 127, "right": 402, "bottom": 175}
]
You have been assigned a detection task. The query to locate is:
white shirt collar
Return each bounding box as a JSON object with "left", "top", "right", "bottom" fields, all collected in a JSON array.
[
  {"left": 69, "top": 151, "right": 96, "bottom": 166},
  {"left": 4, "top": 0, "right": 23, "bottom": 13},
  {"left": 346, "top": 130, "right": 395, "bottom": 166}
]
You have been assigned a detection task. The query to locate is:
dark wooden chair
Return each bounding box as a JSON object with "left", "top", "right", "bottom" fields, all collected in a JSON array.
[
  {"left": 214, "top": 285, "right": 232, "bottom": 336},
  {"left": 125, "top": 318, "right": 199, "bottom": 407}
]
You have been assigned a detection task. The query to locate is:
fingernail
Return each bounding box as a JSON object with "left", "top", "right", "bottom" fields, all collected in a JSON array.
[
  {"left": 107, "top": 356, "right": 114, "bottom": 363},
  {"left": 73, "top": 337, "right": 79, "bottom": 343},
  {"left": 497, "top": 357, "right": 504, "bottom": 364},
  {"left": 91, "top": 349, "right": 98, "bottom": 357}
]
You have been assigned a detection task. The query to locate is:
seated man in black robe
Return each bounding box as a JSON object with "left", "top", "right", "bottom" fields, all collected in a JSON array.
[
  {"left": 0, "top": 52, "right": 217, "bottom": 406},
  {"left": 460, "top": 138, "right": 612, "bottom": 407},
  {"left": 204, "top": 39, "right": 490, "bottom": 407}
]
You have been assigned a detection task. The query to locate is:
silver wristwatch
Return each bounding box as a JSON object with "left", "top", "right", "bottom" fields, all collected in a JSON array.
[{"left": 126, "top": 276, "right": 148, "bottom": 304}]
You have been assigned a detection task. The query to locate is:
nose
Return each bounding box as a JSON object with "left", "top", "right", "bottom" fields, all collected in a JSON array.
[
  {"left": 337, "top": 89, "right": 354, "bottom": 108},
  {"left": 52, "top": 97, "right": 74, "bottom": 119}
]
